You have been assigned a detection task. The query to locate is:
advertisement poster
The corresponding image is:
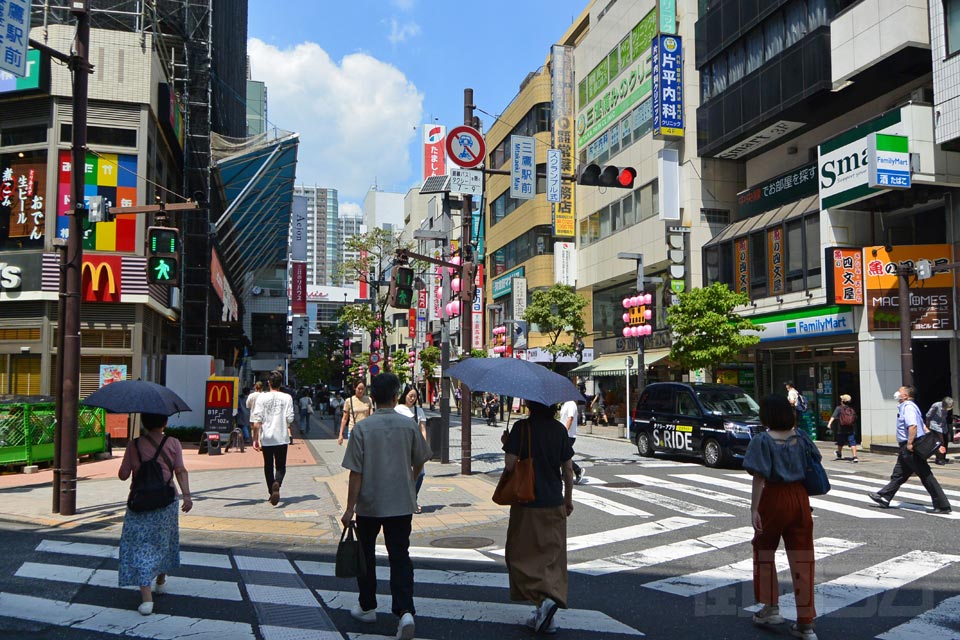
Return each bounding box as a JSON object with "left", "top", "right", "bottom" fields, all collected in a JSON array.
[
  {"left": 57, "top": 149, "right": 139, "bottom": 250},
  {"left": 99, "top": 364, "right": 127, "bottom": 388}
]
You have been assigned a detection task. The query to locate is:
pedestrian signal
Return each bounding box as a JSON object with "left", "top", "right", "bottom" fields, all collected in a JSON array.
[
  {"left": 576, "top": 164, "right": 636, "bottom": 189},
  {"left": 147, "top": 226, "right": 180, "bottom": 255},
  {"left": 388, "top": 266, "right": 415, "bottom": 309},
  {"left": 147, "top": 256, "right": 178, "bottom": 284}
]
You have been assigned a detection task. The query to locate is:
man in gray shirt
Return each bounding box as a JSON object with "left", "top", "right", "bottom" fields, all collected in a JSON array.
[{"left": 341, "top": 373, "right": 432, "bottom": 640}]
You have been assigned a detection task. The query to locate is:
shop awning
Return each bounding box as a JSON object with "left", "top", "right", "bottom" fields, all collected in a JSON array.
[
  {"left": 703, "top": 194, "right": 819, "bottom": 249},
  {"left": 569, "top": 351, "right": 670, "bottom": 377}
]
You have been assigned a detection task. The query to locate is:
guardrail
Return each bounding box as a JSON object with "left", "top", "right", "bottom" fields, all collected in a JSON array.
[{"left": 0, "top": 402, "right": 107, "bottom": 467}]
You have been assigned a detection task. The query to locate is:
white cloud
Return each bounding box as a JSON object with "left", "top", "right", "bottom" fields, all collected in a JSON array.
[
  {"left": 339, "top": 201, "right": 362, "bottom": 219},
  {"left": 387, "top": 18, "right": 421, "bottom": 44},
  {"left": 247, "top": 38, "right": 423, "bottom": 201},
  {"left": 391, "top": 0, "right": 416, "bottom": 11}
]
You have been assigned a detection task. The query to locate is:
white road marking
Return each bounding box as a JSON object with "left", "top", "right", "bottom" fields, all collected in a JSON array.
[
  {"left": 570, "top": 527, "right": 755, "bottom": 576},
  {"left": 376, "top": 546, "right": 494, "bottom": 563},
  {"left": 572, "top": 489, "right": 653, "bottom": 517},
  {"left": 489, "top": 516, "right": 704, "bottom": 556},
  {"left": 14, "top": 562, "right": 242, "bottom": 601},
  {"left": 296, "top": 560, "right": 509, "bottom": 589},
  {"left": 599, "top": 485, "right": 734, "bottom": 517},
  {"left": 0, "top": 591, "right": 254, "bottom": 639},
  {"left": 246, "top": 583, "right": 322, "bottom": 608},
  {"left": 617, "top": 474, "right": 754, "bottom": 508},
  {"left": 576, "top": 477, "right": 607, "bottom": 485},
  {"left": 672, "top": 474, "right": 902, "bottom": 519},
  {"left": 234, "top": 555, "right": 297, "bottom": 574},
  {"left": 35, "top": 539, "right": 232, "bottom": 568},
  {"left": 831, "top": 473, "right": 960, "bottom": 499},
  {"left": 315, "top": 589, "right": 643, "bottom": 636},
  {"left": 745, "top": 550, "right": 960, "bottom": 620},
  {"left": 876, "top": 594, "right": 960, "bottom": 639},
  {"left": 644, "top": 537, "right": 862, "bottom": 597},
  {"left": 817, "top": 477, "right": 960, "bottom": 519}
]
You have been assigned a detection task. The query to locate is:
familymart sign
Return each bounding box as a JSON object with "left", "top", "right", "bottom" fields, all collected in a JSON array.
[
  {"left": 817, "top": 109, "right": 910, "bottom": 209},
  {"left": 747, "top": 306, "right": 855, "bottom": 342}
]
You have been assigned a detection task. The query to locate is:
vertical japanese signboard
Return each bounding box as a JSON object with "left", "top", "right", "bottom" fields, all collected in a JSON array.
[
  {"left": 867, "top": 133, "right": 911, "bottom": 189},
  {"left": 291, "top": 195, "right": 308, "bottom": 261},
  {"left": 652, "top": 34, "right": 684, "bottom": 138},
  {"left": 551, "top": 44, "right": 575, "bottom": 237},
  {"left": 0, "top": 0, "right": 29, "bottom": 78},
  {"left": 291, "top": 315, "right": 309, "bottom": 358},
  {"left": 510, "top": 135, "right": 535, "bottom": 200},
  {"left": 767, "top": 228, "right": 785, "bottom": 296},
  {"left": 735, "top": 237, "right": 749, "bottom": 294},
  {"left": 423, "top": 124, "right": 446, "bottom": 179},
  {"left": 291, "top": 262, "right": 307, "bottom": 314},
  {"left": 472, "top": 264, "right": 484, "bottom": 350},
  {"left": 2, "top": 154, "right": 46, "bottom": 243},
  {"left": 409, "top": 308, "right": 416, "bottom": 339},
  {"left": 659, "top": 0, "right": 676, "bottom": 34},
  {"left": 826, "top": 247, "right": 863, "bottom": 305},
  {"left": 546, "top": 149, "right": 561, "bottom": 203}
]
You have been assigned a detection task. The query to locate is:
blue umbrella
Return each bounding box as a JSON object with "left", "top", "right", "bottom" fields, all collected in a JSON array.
[
  {"left": 81, "top": 380, "right": 191, "bottom": 416},
  {"left": 445, "top": 358, "right": 584, "bottom": 406}
]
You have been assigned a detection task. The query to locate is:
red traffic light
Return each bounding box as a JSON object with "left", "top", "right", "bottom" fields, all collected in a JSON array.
[
  {"left": 617, "top": 167, "right": 637, "bottom": 188},
  {"left": 578, "top": 164, "right": 636, "bottom": 189}
]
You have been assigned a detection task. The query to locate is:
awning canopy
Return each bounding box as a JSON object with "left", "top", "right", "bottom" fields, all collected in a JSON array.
[
  {"left": 211, "top": 130, "right": 300, "bottom": 295},
  {"left": 569, "top": 351, "right": 670, "bottom": 377},
  {"left": 703, "top": 194, "right": 818, "bottom": 249}
]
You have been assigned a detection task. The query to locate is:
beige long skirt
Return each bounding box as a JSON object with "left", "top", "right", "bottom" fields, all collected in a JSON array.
[{"left": 504, "top": 504, "right": 568, "bottom": 608}]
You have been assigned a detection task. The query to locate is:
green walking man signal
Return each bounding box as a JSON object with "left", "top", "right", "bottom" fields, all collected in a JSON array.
[
  {"left": 388, "top": 266, "right": 415, "bottom": 309},
  {"left": 146, "top": 226, "right": 180, "bottom": 286}
]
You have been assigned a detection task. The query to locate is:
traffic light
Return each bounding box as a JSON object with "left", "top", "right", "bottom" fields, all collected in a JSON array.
[
  {"left": 460, "top": 261, "right": 477, "bottom": 303},
  {"left": 576, "top": 163, "right": 636, "bottom": 189},
  {"left": 388, "top": 266, "right": 415, "bottom": 309},
  {"left": 146, "top": 226, "right": 180, "bottom": 285}
]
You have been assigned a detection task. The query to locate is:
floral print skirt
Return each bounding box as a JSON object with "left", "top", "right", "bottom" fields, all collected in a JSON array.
[{"left": 118, "top": 498, "right": 181, "bottom": 587}]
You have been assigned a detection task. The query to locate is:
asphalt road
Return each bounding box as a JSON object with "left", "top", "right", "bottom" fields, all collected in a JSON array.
[{"left": 1, "top": 429, "right": 959, "bottom": 640}]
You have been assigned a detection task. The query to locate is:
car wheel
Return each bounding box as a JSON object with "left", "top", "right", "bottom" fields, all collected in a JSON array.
[
  {"left": 637, "top": 432, "right": 654, "bottom": 457},
  {"left": 702, "top": 438, "right": 726, "bottom": 468}
]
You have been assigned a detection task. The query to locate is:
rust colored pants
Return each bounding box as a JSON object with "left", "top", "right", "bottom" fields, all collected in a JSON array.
[{"left": 752, "top": 481, "right": 816, "bottom": 625}]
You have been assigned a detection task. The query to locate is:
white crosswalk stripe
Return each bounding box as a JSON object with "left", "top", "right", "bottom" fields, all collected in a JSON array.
[
  {"left": 572, "top": 488, "right": 653, "bottom": 517},
  {"left": 315, "top": 589, "right": 643, "bottom": 636},
  {"left": 643, "top": 537, "right": 863, "bottom": 597},
  {"left": 671, "top": 473, "right": 902, "bottom": 519},
  {"left": 617, "top": 474, "right": 754, "bottom": 509},
  {"left": 744, "top": 550, "right": 960, "bottom": 620},
  {"left": 830, "top": 473, "right": 960, "bottom": 499},
  {"left": 599, "top": 485, "right": 735, "bottom": 517},
  {"left": 876, "top": 594, "right": 960, "bottom": 639}
]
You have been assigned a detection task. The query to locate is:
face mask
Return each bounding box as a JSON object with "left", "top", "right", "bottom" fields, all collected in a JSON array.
[{"left": 893, "top": 391, "right": 902, "bottom": 401}]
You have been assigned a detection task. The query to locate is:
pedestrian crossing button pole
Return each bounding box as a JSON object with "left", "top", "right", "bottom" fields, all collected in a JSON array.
[{"left": 624, "top": 356, "right": 634, "bottom": 440}]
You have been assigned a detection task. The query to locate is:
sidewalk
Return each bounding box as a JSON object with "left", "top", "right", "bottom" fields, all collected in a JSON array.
[{"left": 0, "top": 414, "right": 509, "bottom": 543}]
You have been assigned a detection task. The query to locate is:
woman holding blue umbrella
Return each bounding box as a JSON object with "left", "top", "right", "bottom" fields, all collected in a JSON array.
[{"left": 117, "top": 413, "right": 193, "bottom": 615}]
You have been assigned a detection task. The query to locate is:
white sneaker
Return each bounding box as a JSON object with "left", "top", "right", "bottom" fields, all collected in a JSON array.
[
  {"left": 350, "top": 603, "right": 376, "bottom": 623},
  {"left": 525, "top": 609, "right": 558, "bottom": 634},
  {"left": 137, "top": 601, "right": 154, "bottom": 616},
  {"left": 153, "top": 580, "right": 167, "bottom": 595},
  {"left": 752, "top": 604, "right": 784, "bottom": 626},
  {"left": 536, "top": 598, "right": 559, "bottom": 634},
  {"left": 396, "top": 612, "right": 415, "bottom": 639},
  {"left": 790, "top": 622, "right": 818, "bottom": 639}
]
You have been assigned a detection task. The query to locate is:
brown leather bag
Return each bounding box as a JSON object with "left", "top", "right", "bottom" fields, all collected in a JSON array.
[{"left": 493, "top": 420, "right": 536, "bottom": 505}]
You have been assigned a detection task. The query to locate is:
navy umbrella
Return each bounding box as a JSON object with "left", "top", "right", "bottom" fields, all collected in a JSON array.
[
  {"left": 81, "top": 380, "right": 191, "bottom": 416},
  {"left": 445, "top": 358, "right": 584, "bottom": 406}
]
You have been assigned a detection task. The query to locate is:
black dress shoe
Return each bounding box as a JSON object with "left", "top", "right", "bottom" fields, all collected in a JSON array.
[
  {"left": 868, "top": 492, "right": 891, "bottom": 508},
  {"left": 932, "top": 507, "right": 952, "bottom": 514}
]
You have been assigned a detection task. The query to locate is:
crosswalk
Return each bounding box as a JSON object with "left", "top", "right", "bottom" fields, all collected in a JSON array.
[{"left": 1, "top": 467, "right": 959, "bottom": 638}]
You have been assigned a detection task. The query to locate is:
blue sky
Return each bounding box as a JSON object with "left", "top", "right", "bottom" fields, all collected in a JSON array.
[{"left": 247, "top": 0, "right": 588, "bottom": 214}]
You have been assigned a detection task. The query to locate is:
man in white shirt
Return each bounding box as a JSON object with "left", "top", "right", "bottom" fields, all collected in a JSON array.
[
  {"left": 251, "top": 371, "right": 295, "bottom": 505},
  {"left": 559, "top": 399, "right": 583, "bottom": 484}
]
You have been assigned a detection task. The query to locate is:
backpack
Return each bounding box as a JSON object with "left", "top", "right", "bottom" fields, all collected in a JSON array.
[
  {"left": 127, "top": 435, "right": 176, "bottom": 513},
  {"left": 839, "top": 404, "right": 857, "bottom": 427},
  {"left": 795, "top": 393, "right": 809, "bottom": 413}
]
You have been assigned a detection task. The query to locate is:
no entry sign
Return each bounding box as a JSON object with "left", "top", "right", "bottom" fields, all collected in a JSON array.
[{"left": 446, "top": 125, "right": 486, "bottom": 168}]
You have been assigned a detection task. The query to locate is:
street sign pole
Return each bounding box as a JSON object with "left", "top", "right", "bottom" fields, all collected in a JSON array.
[
  {"left": 624, "top": 356, "right": 634, "bottom": 440},
  {"left": 460, "top": 88, "right": 476, "bottom": 476}
]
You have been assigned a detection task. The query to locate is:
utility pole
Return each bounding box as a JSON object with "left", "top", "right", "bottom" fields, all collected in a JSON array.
[
  {"left": 57, "top": 4, "right": 92, "bottom": 516},
  {"left": 460, "top": 88, "right": 476, "bottom": 475},
  {"left": 898, "top": 268, "right": 914, "bottom": 387}
]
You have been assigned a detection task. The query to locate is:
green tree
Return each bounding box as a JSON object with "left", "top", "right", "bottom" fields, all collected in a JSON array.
[
  {"left": 666, "top": 282, "right": 763, "bottom": 381},
  {"left": 522, "top": 284, "right": 587, "bottom": 368},
  {"left": 469, "top": 348, "right": 487, "bottom": 359},
  {"left": 420, "top": 346, "right": 441, "bottom": 382}
]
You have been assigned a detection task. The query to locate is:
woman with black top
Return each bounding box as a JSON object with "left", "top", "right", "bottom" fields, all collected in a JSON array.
[{"left": 500, "top": 401, "right": 574, "bottom": 634}]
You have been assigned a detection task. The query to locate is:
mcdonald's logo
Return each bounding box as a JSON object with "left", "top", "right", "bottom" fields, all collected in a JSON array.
[
  {"left": 81, "top": 256, "right": 122, "bottom": 302},
  {"left": 206, "top": 381, "right": 233, "bottom": 408}
]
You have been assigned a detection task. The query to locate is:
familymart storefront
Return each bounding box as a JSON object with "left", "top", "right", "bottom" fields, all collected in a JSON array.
[{"left": 748, "top": 306, "right": 859, "bottom": 440}]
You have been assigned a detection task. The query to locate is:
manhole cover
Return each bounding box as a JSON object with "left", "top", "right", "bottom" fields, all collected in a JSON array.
[{"left": 430, "top": 536, "right": 495, "bottom": 549}]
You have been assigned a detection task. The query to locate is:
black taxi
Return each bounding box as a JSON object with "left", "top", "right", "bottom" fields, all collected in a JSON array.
[{"left": 630, "top": 382, "right": 761, "bottom": 468}]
